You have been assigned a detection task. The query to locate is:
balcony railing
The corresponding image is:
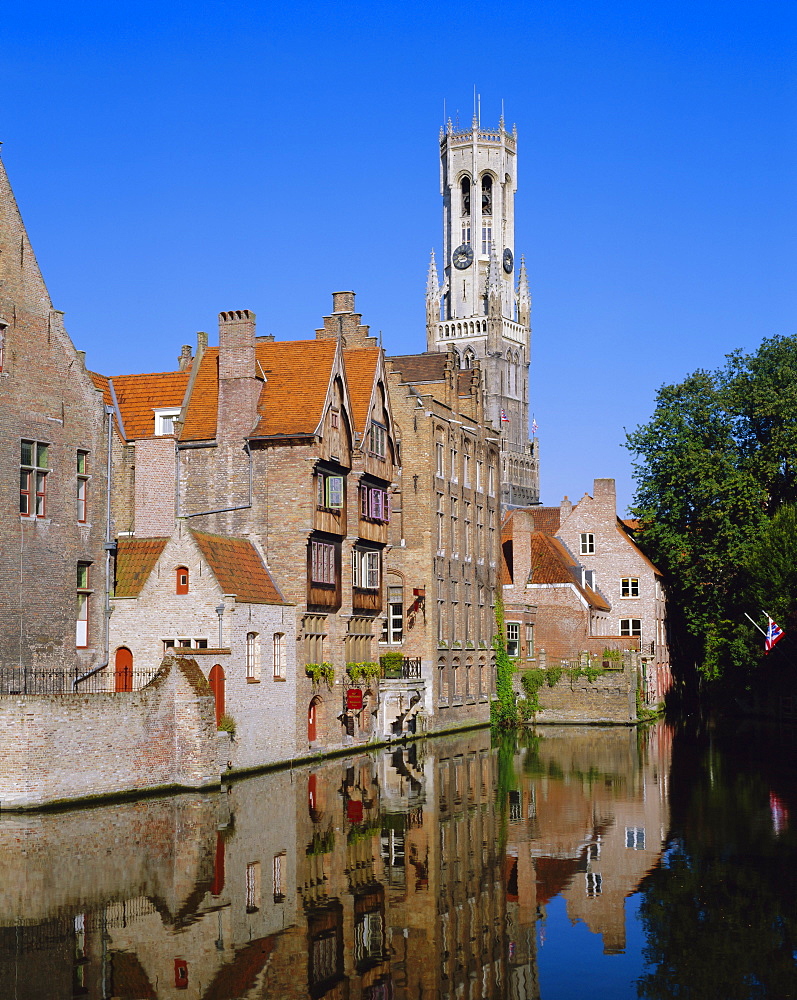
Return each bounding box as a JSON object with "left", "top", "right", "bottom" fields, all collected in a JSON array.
[{"left": 380, "top": 657, "right": 422, "bottom": 681}]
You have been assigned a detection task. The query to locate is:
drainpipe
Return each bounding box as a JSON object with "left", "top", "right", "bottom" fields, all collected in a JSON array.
[{"left": 73, "top": 405, "right": 115, "bottom": 690}]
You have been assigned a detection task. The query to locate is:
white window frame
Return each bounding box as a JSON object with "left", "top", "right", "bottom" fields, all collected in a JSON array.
[
  {"left": 621, "top": 578, "right": 639, "bottom": 598},
  {"left": 353, "top": 548, "right": 380, "bottom": 590},
  {"left": 619, "top": 619, "right": 642, "bottom": 638},
  {"left": 580, "top": 533, "right": 595, "bottom": 555},
  {"left": 246, "top": 631, "right": 261, "bottom": 681},
  {"left": 381, "top": 584, "right": 404, "bottom": 644},
  {"left": 154, "top": 408, "right": 181, "bottom": 436},
  {"left": 368, "top": 422, "right": 386, "bottom": 458},
  {"left": 273, "top": 633, "right": 287, "bottom": 680},
  {"left": 505, "top": 622, "right": 520, "bottom": 658}
]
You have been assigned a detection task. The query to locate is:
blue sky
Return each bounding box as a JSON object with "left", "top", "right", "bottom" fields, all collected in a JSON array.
[{"left": 3, "top": 1, "right": 795, "bottom": 513}]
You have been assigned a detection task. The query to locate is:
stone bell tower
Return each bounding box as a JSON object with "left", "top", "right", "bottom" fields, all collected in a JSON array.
[{"left": 426, "top": 110, "right": 539, "bottom": 507}]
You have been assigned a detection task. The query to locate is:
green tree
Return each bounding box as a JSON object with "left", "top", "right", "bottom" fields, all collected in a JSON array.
[{"left": 626, "top": 335, "right": 797, "bottom": 690}]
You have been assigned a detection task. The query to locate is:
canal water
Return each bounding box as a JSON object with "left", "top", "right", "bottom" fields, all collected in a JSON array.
[{"left": 1, "top": 720, "right": 795, "bottom": 999}]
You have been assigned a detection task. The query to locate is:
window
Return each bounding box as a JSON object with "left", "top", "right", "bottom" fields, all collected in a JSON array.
[
  {"left": 76, "top": 451, "right": 89, "bottom": 522},
  {"left": 330, "top": 408, "right": 339, "bottom": 429},
  {"left": 360, "top": 483, "right": 390, "bottom": 523},
  {"left": 526, "top": 623, "right": 534, "bottom": 658},
  {"left": 625, "top": 827, "right": 646, "bottom": 850},
  {"left": 381, "top": 583, "right": 404, "bottom": 644},
  {"left": 154, "top": 408, "right": 181, "bottom": 436},
  {"left": 620, "top": 619, "right": 642, "bottom": 637},
  {"left": 317, "top": 472, "right": 344, "bottom": 510},
  {"left": 506, "top": 622, "right": 520, "bottom": 658},
  {"left": 368, "top": 422, "right": 386, "bottom": 458},
  {"left": 464, "top": 502, "right": 472, "bottom": 559},
  {"left": 245, "top": 861, "right": 261, "bottom": 912},
  {"left": 621, "top": 578, "right": 639, "bottom": 598},
  {"left": 273, "top": 853, "right": 286, "bottom": 903},
  {"left": 461, "top": 176, "right": 471, "bottom": 215},
  {"left": 273, "top": 633, "right": 287, "bottom": 680},
  {"left": 580, "top": 533, "right": 595, "bottom": 555},
  {"left": 450, "top": 446, "right": 458, "bottom": 482},
  {"left": 463, "top": 446, "right": 471, "bottom": 486},
  {"left": 76, "top": 562, "right": 91, "bottom": 647},
  {"left": 585, "top": 872, "right": 602, "bottom": 897},
  {"left": 176, "top": 566, "right": 189, "bottom": 594},
  {"left": 20, "top": 440, "right": 48, "bottom": 517},
  {"left": 162, "top": 637, "right": 208, "bottom": 651},
  {"left": 481, "top": 221, "right": 492, "bottom": 256},
  {"left": 246, "top": 632, "right": 261, "bottom": 681},
  {"left": 0, "top": 321, "right": 5, "bottom": 372},
  {"left": 310, "top": 540, "right": 336, "bottom": 584},
  {"left": 436, "top": 493, "right": 445, "bottom": 552},
  {"left": 353, "top": 548, "right": 380, "bottom": 590},
  {"left": 450, "top": 497, "right": 458, "bottom": 554},
  {"left": 488, "top": 462, "right": 495, "bottom": 496},
  {"left": 476, "top": 460, "right": 483, "bottom": 492},
  {"left": 435, "top": 441, "right": 444, "bottom": 477}
]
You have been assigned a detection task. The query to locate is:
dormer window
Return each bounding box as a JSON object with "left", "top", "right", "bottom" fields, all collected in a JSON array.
[{"left": 155, "top": 408, "right": 180, "bottom": 436}]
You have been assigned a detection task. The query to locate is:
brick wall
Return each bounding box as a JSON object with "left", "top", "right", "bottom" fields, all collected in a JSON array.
[{"left": 0, "top": 656, "right": 218, "bottom": 808}]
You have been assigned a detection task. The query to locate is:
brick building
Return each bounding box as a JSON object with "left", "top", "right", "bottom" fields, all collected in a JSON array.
[
  {"left": 0, "top": 154, "right": 111, "bottom": 681},
  {"left": 502, "top": 479, "right": 671, "bottom": 705},
  {"left": 384, "top": 347, "right": 502, "bottom": 731}
]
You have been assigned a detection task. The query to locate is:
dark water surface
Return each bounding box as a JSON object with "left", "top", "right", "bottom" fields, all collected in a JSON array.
[{"left": 1, "top": 720, "right": 795, "bottom": 999}]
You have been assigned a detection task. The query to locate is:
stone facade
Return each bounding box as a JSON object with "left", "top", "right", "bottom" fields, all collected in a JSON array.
[
  {"left": 0, "top": 656, "right": 218, "bottom": 808},
  {"left": 109, "top": 526, "right": 298, "bottom": 772},
  {"left": 384, "top": 348, "right": 501, "bottom": 731},
  {"left": 426, "top": 117, "right": 539, "bottom": 507}
]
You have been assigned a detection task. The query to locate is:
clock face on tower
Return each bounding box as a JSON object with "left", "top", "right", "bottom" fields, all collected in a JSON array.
[
  {"left": 503, "top": 248, "right": 514, "bottom": 274},
  {"left": 452, "top": 244, "right": 474, "bottom": 270}
]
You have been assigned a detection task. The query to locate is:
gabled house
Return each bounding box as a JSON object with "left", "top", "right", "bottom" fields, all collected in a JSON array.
[
  {"left": 501, "top": 478, "right": 671, "bottom": 705},
  {"left": 109, "top": 525, "right": 296, "bottom": 770},
  {"left": 0, "top": 154, "right": 111, "bottom": 680}
]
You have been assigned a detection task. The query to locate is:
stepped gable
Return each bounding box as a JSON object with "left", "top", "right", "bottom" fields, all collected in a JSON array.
[
  {"left": 0, "top": 155, "right": 51, "bottom": 318},
  {"left": 343, "top": 345, "right": 380, "bottom": 433},
  {"left": 180, "top": 339, "right": 339, "bottom": 442},
  {"left": 114, "top": 538, "right": 169, "bottom": 597},
  {"left": 190, "top": 530, "right": 285, "bottom": 605}
]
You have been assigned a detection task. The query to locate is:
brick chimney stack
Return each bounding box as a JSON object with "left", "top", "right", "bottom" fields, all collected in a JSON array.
[
  {"left": 315, "top": 291, "right": 377, "bottom": 348},
  {"left": 217, "top": 310, "right": 260, "bottom": 441}
]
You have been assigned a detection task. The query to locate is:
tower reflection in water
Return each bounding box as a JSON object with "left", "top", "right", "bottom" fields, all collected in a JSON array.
[{"left": 0, "top": 725, "right": 673, "bottom": 999}]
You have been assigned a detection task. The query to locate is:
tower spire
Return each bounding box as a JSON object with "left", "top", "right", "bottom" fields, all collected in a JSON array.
[
  {"left": 425, "top": 250, "right": 442, "bottom": 334},
  {"left": 487, "top": 244, "right": 502, "bottom": 318},
  {"left": 517, "top": 255, "right": 531, "bottom": 328}
]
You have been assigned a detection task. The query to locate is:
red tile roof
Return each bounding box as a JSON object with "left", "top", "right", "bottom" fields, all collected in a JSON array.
[
  {"left": 91, "top": 371, "right": 189, "bottom": 441},
  {"left": 114, "top": 538, "right": 169, "bottom": 597},
  {"left": 387, "top": 353, "right": 448, "bottom": 383},
  {"left": 528, "top": 506, "right": 561, "bottom": 534},
  {"left": 191, "top": 530, "right": 285, "bottom": 604},
  {"left": 343, "top": 346, "right": 379, "bottom": 433},
  {"left": 528, "top": 534, "right": 610, "bottom": 611},
  {"left": 180, "top": 340, "right": 339, "bottom": 441}
]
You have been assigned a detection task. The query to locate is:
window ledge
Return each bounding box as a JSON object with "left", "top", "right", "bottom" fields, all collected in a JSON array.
[
  {"left": 273, "top": 676, "right": 287, "bottom": 682},
  {"left": 246, "top": 677, "right": 261, "bottom": 684}
]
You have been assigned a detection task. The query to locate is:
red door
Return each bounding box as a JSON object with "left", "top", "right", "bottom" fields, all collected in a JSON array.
[
  {"left": 308, "top": 700, "right": 318, "bottom": 742},
  {"left": 209, "top": 664, "right": 225, "bottom": 726},
  {"left": 115, "top": 648, "right": 133, "bottom": 692}
]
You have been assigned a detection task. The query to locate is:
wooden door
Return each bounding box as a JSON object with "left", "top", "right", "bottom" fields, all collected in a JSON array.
[{"left": 115, "top": 647, "right": 133, "bottom": 692}]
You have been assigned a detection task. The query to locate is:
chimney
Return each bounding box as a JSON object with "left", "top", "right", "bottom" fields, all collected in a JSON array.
[
  {"left": 196, "top": 331, "right": 208, "bottom": 355},
  {"left": 512, "top": 509, "right": 534, "bottom": 588},
  {"left": 217, "top": 310, "right": 260, "bottom": 441},
  {"left": 177, "top": 344, "right": 193, "bottom": 371},
  {"left": 219, "top": 310, "right": 256, "bottom": 379},
  {"left": 560, "top": 495, "right": 573, "bottom": 520}
]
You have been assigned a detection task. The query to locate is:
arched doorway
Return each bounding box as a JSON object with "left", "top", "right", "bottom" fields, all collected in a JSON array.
[
  {"left": 308, "top": 696, "right": 322, "bottom": 743},
  {"left": 209, "top": 664, "right": 225, "bottom": 727},
  {"left": 114, "top": 647, "right": 133, "bottom": 692}
]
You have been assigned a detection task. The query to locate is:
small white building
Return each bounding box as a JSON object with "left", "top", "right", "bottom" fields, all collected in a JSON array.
[{"left": 110, "top": 523, "right": 297, "bottom": 771}]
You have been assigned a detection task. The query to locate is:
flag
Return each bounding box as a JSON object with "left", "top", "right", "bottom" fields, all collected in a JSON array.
[
  {"left": 500, "top": 408, "right": 510, "bottom": 422},
  {"left": 765, "top": 616, "right": 784, "bottom": 653},
  {"left": 531, "top": 417, "right": 538, "bottom": 435}
]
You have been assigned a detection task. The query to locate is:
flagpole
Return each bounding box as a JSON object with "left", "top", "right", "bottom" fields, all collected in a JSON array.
[{"left": 744, "top": 612, "right": 767, "bottom": 637}]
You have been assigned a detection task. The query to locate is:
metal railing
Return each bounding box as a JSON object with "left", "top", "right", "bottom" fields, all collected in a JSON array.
[{"left": 0, "top": 666, "right": 159, "bottom": 696}]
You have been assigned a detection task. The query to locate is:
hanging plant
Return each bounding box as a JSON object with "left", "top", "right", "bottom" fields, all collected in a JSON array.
[{"left": 305, "top": 662, "right": 335, "bottom": 688}]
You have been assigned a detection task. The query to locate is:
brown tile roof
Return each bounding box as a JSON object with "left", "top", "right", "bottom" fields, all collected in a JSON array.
[
  {"left": 529, "top": 506, "right": 561, "bottom": 534},
  {"left": 101, "top": 371, "right": 189, "bottom": 441},
  {"left": 180, "top": 340, "right": 338, "bottom": 441},
  {"left": 191, "top": 530, "right": 285, "bottom": 604},
  {"left": 344, "top": 346, "right": 379, "bottom": 433},
  {"left": 530, "top": 534, "right": 610, "bottom": 611},
  {"left": 387, "top": 352, "right": 448, "bottom": 384},
  {"left": 114, "top": 538, "right": 169, "bottom": 597}
]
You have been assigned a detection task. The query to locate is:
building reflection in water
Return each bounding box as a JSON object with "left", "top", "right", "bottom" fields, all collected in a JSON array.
[{"left": 0, "top": 724, "right": 672, "bottom": 999}]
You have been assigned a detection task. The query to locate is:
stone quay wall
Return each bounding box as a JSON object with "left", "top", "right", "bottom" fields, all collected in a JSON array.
[
  {"left": 516, "top": 659, "right": 639, "bottom": 725},
  {"left": 0, "top": 656, "right": 219, "bottom": 809}
]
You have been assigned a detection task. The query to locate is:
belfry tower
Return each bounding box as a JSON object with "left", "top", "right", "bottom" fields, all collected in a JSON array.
[{"left": 426, "top": 112, "right": 539, "bottom": 507}]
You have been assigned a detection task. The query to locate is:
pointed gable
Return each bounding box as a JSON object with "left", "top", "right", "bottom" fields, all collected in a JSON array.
[
  {"left": 0, "top": 156, "right": 52, "bottom": 321},
  {"left": 344, "top": 347, "right": 380, "bottom": 435},
  {"left": 190, "top": 530, "right": 285, "bottom": 604}
]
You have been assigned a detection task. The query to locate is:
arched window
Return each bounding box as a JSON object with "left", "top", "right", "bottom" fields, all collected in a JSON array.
[
  {"left": 273, "top": 633, "right": 287, "bottom": 679},
  {"left": 176, "top": 566, "right": 189, "bottom": 594},
  {"left": 209, "top": 663, "right": 225, "bottom": 726},
  {"left": 246, "top": 632, "right": 260, "bottom": 681},
  {"left": 481, "top": 175, "right": 492, "bottom": 215},
  {"left": 461, "top": 177, "right": 471, "bottom": 216}
]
